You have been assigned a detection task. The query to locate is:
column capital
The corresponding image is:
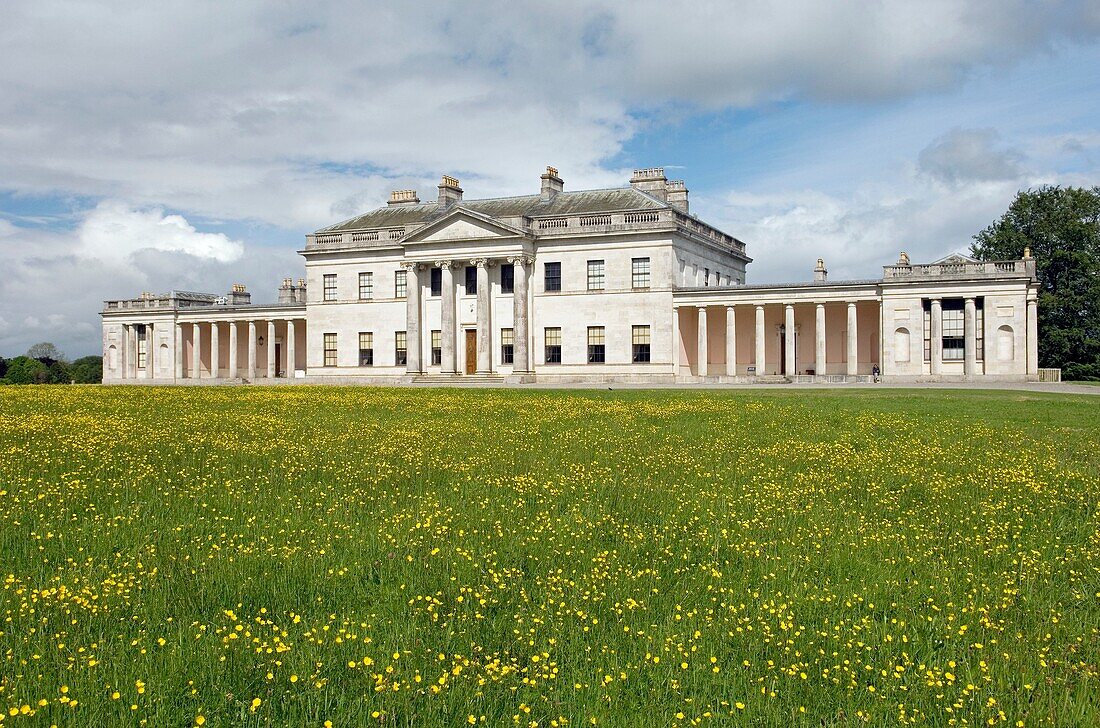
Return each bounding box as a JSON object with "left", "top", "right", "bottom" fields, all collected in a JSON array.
[
  {"left": 696, "top": 305, "right": 707, "bottom": 312},
  {"left": 400, "top": 260, "right": 421, "bottom": 271},
  {"left": 755, "top": 303, "right": 765, "bottom": 311},
  {"left": 784, "top": 303, "right": 794, "bottom": 310},
  {"left": 507, "top": 255, "right": 534, "bottom": 266},
  {"left": 725, "top": 304, "right": 735, "bottom": 312},
  {"left": 470, "top": 257, "right": 491, "bottom": 268},
  {"left": 815, "top": 301, "right": 825, "bottom": 309},
  {"left": 435, "top": 259, "right": 454, "bottom": 269},
  {"left": 847, "top": 300, "right": 857, "bottom": 308}
]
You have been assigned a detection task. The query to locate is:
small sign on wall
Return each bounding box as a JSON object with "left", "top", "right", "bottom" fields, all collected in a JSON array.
[{"left": 747, "top": 366, "right": 756, "bottom": 374}]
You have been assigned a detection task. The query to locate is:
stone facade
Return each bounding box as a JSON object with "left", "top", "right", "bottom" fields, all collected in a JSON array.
[{"left": 100, "top": 168, "right": 1039, "bottom": 384}]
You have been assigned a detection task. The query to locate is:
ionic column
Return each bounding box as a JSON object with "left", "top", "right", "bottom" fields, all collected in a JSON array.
[
  {"left": 146, "top": 323, "right": 155, "bottom": 378},
  {"left": 473, "top": 258, "right": 492, "bottom": 374},
  {"left": 930, "top": 298, "right": 943, "bottom": 375},
  {"left": 438, "top": 261, "right": 456, "bottom": 374},
  {"left": 1026, "top": 298, "right": 1038, "bottom": 377},
  {"left": 191, "top": 322, "right": 202, "bottom": 379},
  {"left": 696, "top": 306, "right": 708, "bottom": 376},
  {"left": 754, "top": 305, "right": 765, "bottom": 375},
  {"left": 210, "top": 322, "right": 220, "bottom": 379},
  {"left": 120, "top": 324, "right": 129, "bottom": 379},
  {"left": 287, "top": 319, "right": 296, "bottom": 378},
  {"left": 846, "top": 302, "right": 858, "bottom": 376},
  {"left": 784, "top": 304, "right": 796, "bottom": 376},
  {"left": 229, "top": 321, "right": 239, "bottom": 378},
  {"left": 963, "top": 297, "right": 976, "bottom": 379},
  {"left": 725, "top": 306, "right": 737, "bottom": 376},
  {"left": 174, "top": 323, "right": 183, "bottom": 380},
  {"left": 510, "top": 256, "right": 532, "bottom": 373},
  {"left": 402, "top": 262, "right": 422, "bottom": 374},
  {"left": 815, "top": 303, "right": 826, "bottom": 376},
  {"left": 267, "top": 320, "right": 276, "bottom": 378},
  {"left": 247, "top": 321, "right": 257, "bottom": 379}
]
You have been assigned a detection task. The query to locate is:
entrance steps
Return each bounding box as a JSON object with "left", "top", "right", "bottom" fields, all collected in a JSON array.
[
  {"left": 409, "top": 374, "right": 508, "bottom": 385},
  {"left": 753, "top": 375, "right": 791, "bottom": 384}
]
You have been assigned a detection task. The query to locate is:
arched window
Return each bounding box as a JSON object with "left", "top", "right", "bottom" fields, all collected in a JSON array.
[
  {"left": 894, "top": 327, "right": 911, "bottom": 363},
  {"left": 107, "top": 345, "right": 118, "bottom": 370},
  {"left": 997, "top": 325, "right": 1014, "bottom": 361}
]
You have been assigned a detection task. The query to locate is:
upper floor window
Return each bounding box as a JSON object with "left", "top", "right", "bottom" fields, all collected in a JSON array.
[
  {"left": 544, "top": 327, "right": 562, "bottom": 364},
  {"left": 465, "top": 265, "right": 477, "bottom": 295},
  {"left": 323, "top": 333, "right": 338, "bottom": 366},
  {"left": 587, "top": 326, "right": 605, "bottom": 363},
  {"left": 704, "top": 268, "right": 710, "bottom": 287},
  {"left": 632, "top": 257, "right": 650, "bottom": 289},
  {"left": 358, "top": 272, "right": 373, "bottom": 300},
  {"left": 587, "top": 260, "right": 605, "bottom": 291},
  {"left": 500, "top": 264, "right": 514, "bottom": 294},
  {"left": 323, "top": 274, "right": 337, "bottom": 301},
  {"left": 395, "top": 270, "right": 407, "bottom": 299},
  {"left": 544, "top": 262, "right": 561, "bottom": 292},
  {"left": 430, "top": 267, "right": 442, "bottom": 297}
]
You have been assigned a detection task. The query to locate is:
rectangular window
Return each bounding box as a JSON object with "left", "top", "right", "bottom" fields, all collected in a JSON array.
[
  {"left": 430, "top": 267, "right": 442, "bottom": 297},
  {"left": 323, "top": 332, "right": 338, "bottom": 366},
  {"left": 358, "top": 332, "right": 373, "bottom": 366},
  {"left": 431, "top": 330, "right": 442, "bottom": 365},
  {"left": 544, "top": 262, "right": 561, "bottom": 292},
  {"left": 632, "top": 257, "right": 650, "bottom": 289},
  {"left": 137, "top": 325, "right": 147, "bottom": 369},
  {"left": 976, "top": 298, "right": 985, "bottom": 361},
  {"left": 500, "top": 264, "right": 514, "bottom": 294},
  {"left": 395, "top": 270, "right": 407, "bottom": 299},
  {"left": 395, "top": 331, "right": 407, "bottom": 366},
  {"left": 715, "top": 271, "right": 721, "bottom": 286},
  {"left": 544, "top": 327, "right": 562, "bottom": 364},
  {"left": 704, "top": 268, "right": 710, "bottom": 287},
  {"left": 942, "top": 300, "right": 964, "bottom": 361},
  {"left": 501, "top": 328, "right": 514, "bottom": 364},
  {"left": 922, "top": 300, "right": 932, "bottom": 362},
  {"left": 587, "top": 260, "right": 605, "bottom": 290},
  {"left": 632, "top": 325, "right": 651, "bottom": 363},
  {"left": 465, "top": 265, "right": 477, "bottom": 295},
  {"left": 358, "top": 272, "right": 373, "bottom": 300},
  {"left": 323, "top": 273, "right": 337, "bottom": 301},
  {"left": 587, "top": 326, "right": 606, "bottom": 363}
]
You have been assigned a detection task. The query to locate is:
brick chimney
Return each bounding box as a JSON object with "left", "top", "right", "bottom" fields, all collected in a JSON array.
[
  {"left": 630, "top": 168, "right": 668, "bottom": 202},
  {"left": 437, "top": 175, "right": 463, "bottom": 208},
  {"left": 814, "top": 258, "right": 827, "bottom": 282},
  {"left": 388, "top": 189, "right": 420, "bottom": 206},
  {"left": 666, "top": 180, "right": 688, "bottom": 213},
  {"left": 540, "top": 166, "right": 563, "bottom": 201}
]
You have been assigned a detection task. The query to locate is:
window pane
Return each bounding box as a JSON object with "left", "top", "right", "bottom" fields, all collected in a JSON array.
[
  {"left": 430, "top": 267, "right": 442, "bottom": 296},
  {"left": 632, "top": 257, "right": 650, "bottom": 288},
  {"left": 587, "top": 326, "right": 605, "bottom": 363},
  {"left": 632, "top": 325, "right": 651, "bottom": 363},
  {"left": 323, "top": 274, "right": 337, "bottom": 301},
  {"left": 395, "top": 331, "right": 407, "bottom": 366},
  {"left": 501, "top": 328, "right": 514, "bottom": 364},
  {"left": 587, "top": 260, "right": 605, "bottom": 290},
  {"left": 431, "top": 330, "right": 441, "bottom": 365},
  {"left": 323, "top": 332, "right": 337, "bottom": 366},
  {"left": 358, "top": 272, "right": 373, "bottom": 300},
  {"left": 395, "top": 270, "right": 407, "bottom": 298},
  {"left": 465, "top": 266, "right": 477, "bottom": 294},
  {"left": 544, "top": 262, "right": 561, "bottom": 292},
  {"left": 500, "top": 265, "right": 514, "bottom": 294},
  {"left": 544, "top": 327, "right": 561, "bottom": 364},
  {"left": 358, "top": 331, "right": 373, "bottom": 366}
]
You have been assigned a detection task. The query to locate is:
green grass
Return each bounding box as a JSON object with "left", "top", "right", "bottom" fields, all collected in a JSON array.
[{"left": 1, "top": 386, "right": 1098, "bottom": 727}]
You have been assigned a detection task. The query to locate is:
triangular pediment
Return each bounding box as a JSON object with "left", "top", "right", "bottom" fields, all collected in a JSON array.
[
  {"left": 934, "top": 252, "right": 979, "bottom": 265},
  {"left": 402, "top": 207, "right": 528, "bottom": 244}
]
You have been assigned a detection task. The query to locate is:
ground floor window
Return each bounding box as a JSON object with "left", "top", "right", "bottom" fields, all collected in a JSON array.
[
  {"left": 137, "top": 325, "right": 147, "bottom": 369},
  {"left": 501, "top": 328, "right": 514, "bottom": 364},
  {"left": 323, "top": 333, "right": 338, "bottom": 366},
  {"left": 544, "top": 327, "right": 561, "bottom": 364},
  {"left": 431, "top": 330, "right": 442, "bottom": 365},
  {"left": 358, "top": 332, "right": 373, "bottom": 366},
  {"left": 395, "top": 331, "right": 407, "bottom": 366},
  {"left": 632, "top": 325, "right": 651, "bottom": 363},
  {"left": 942, "top": 302, "right": 964, "bottom": 360},
  {"left": 587, "top": 326, "right": 605, "bottom": 363}
]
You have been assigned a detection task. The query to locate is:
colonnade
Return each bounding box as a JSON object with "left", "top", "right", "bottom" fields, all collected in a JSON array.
[
  {"left": 403, "top": 256, "right": 532, "bottom": 375},
  {"left": 117, "top": 322, "right": 159, "bottom": 379},
  {"left": 175, "top": 318, "right": 302, "bottom": 379}
]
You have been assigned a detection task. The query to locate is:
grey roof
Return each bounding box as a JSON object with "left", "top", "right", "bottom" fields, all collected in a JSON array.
[{"left": 317, "top": 187, "right": 668, "bottom": 233}]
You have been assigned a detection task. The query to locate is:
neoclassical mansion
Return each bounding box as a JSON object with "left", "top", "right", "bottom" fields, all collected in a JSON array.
[{"left": 101, "top": 167, "right": 1039, "bottom": 384}]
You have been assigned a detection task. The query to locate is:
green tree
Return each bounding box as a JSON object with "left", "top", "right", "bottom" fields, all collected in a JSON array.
[
  {"left": 69, "top": 355, "right": 103, "bottom": 384},
  {"left": 4, "top": 356, "right": 49, "bottom": 384},
  {"left": 971, "top": 186, "right": 1100, "bottom": 380}
]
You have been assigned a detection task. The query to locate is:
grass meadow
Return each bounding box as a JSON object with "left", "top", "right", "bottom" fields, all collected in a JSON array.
[{"left": 0, "top": 386, "right": 1098, "bottom": 727}]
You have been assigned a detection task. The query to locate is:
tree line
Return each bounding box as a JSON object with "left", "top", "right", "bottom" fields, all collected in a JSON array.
[{"left": 0, "top": 342, "right": 102, "bottom": 385}]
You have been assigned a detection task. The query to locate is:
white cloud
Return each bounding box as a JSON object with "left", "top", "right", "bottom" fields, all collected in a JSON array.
[
  {"left": 918, "top": 128, "right": 1024, "bottom": 183},
  {"left": 76, "top": 201, "right": 244, "bottom": 264}
]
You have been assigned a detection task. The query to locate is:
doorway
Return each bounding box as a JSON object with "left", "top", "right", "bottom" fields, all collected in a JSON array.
[
  {"left": 275, "top": 343, "right": 283, "bottom": 377},
  {"left": 465, "top": 330, "right": 477, "bottom": 374}
]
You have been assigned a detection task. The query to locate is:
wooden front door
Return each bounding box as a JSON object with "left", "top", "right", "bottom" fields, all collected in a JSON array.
[{"left": 465, "top": 330, "right": 477, "bottom": 374}]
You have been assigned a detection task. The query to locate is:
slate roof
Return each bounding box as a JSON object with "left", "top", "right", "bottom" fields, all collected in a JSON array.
[{"left": 317, "top": 187, "right": 668, "bottom": 233}]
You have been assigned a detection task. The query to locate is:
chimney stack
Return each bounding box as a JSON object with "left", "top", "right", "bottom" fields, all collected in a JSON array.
[
  {"left": 229, "top": 283, "right": 251, "bottom": 305},
  {"left": 388, "top": 189, "right": 420, "bottom": 206},
  {"left": 630, "top": 167, "right": 668, "bottom": 202},
  {"left": 666, "top": 180, "right": 688, "bottom": 213},
  {"left": 296, "top": 278, "right": 307, "bottom": 303},
  {"left": 814, "top": 258, "right": 828, "bottom": 282},
  {"left": 540, "top": 166, "right": 564, "bottom": 200},
  {"left": 437, "top": 175, "right": 463, "bottom": 208},
  {"left": 279, "top": 278, "right": 294, "bottom": 304}
]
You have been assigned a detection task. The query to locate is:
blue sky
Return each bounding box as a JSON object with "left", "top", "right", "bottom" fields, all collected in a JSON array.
[{"left": 1, "top": 1, "right": 1098, "bottom": 357}]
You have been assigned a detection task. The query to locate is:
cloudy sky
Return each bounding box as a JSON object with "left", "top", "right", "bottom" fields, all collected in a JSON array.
[{"left": 1, "top": 1, "right": 1099, "bottom": 357}]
